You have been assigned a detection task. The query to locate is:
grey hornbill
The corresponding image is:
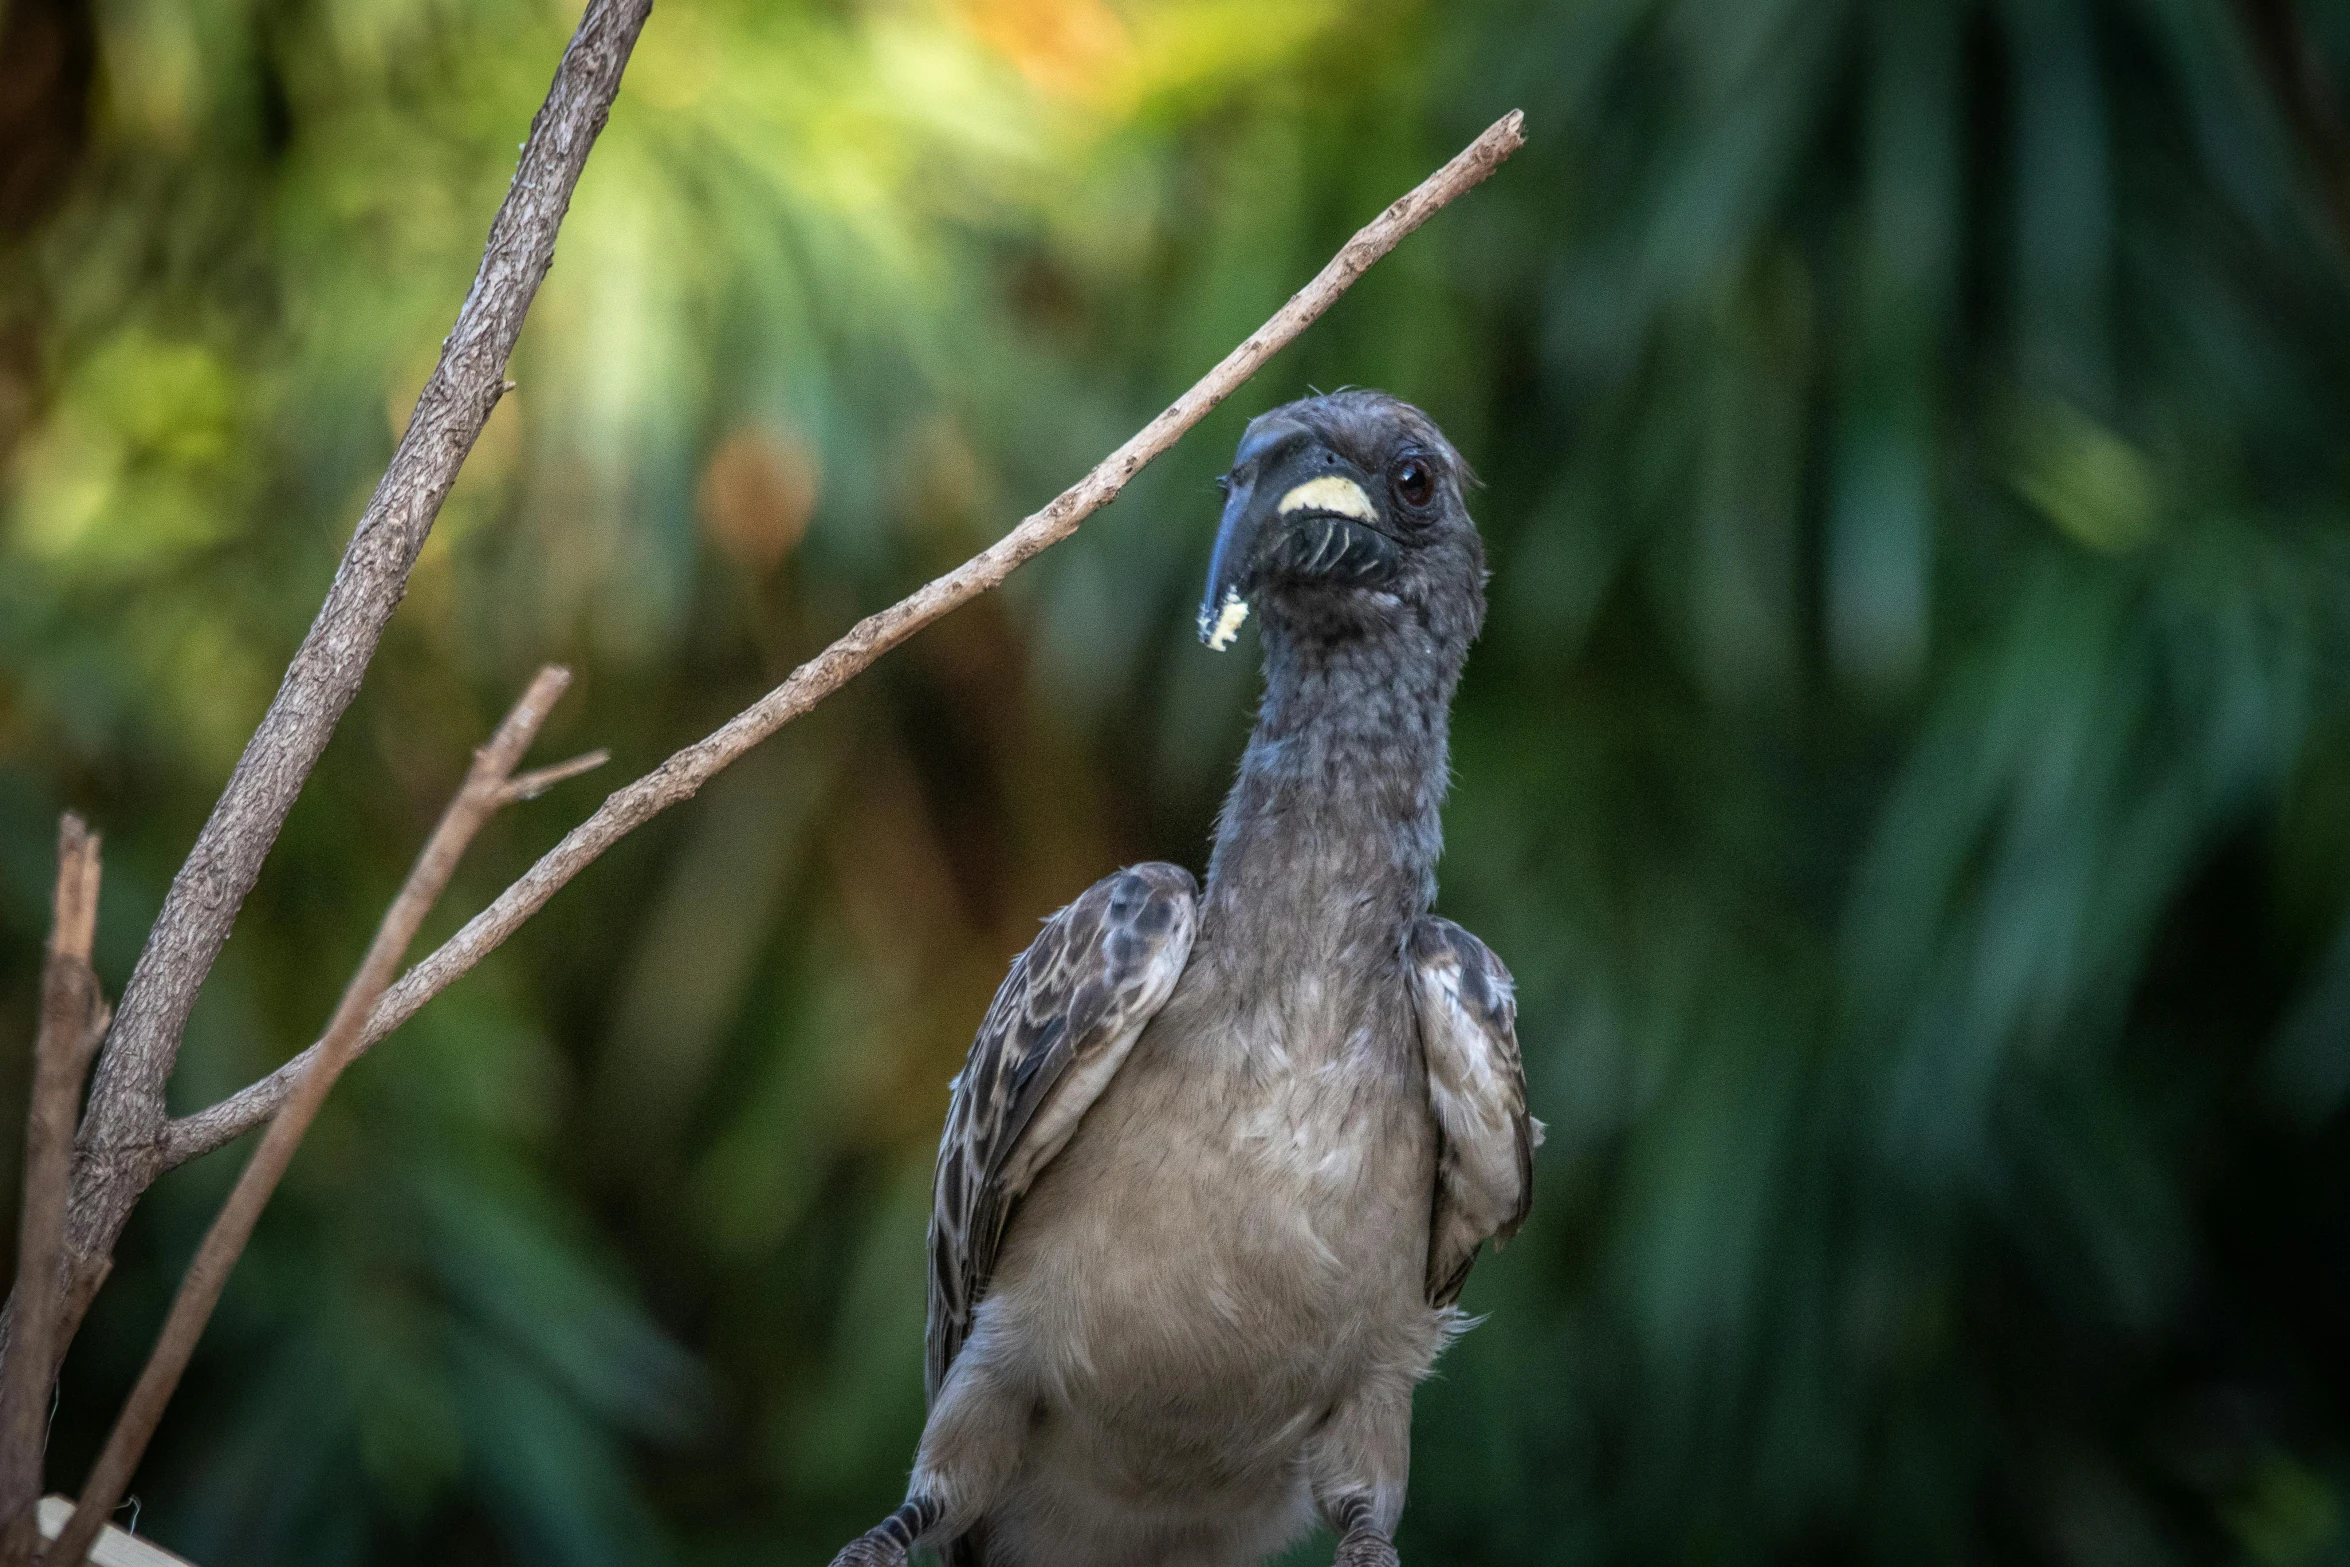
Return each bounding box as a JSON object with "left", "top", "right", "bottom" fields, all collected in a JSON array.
[{"left": 830, "top": 390, "right": 1538, "bottom": 1567}]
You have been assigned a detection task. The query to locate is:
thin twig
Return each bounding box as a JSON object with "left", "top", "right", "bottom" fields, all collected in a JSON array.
[
  {"left": 49, "top": 0, "right": 655, "bottom": 1320},
  {"left": 0, "top": 820, "right": 103, "bottom": 1567},
  {"left": 161, "top": 109, "right": 1530, "bottom": 1167},
  {"left": 501, "top": 749, "right": 610, "bottom": 804},
  {"left": 49, "top": 671, "right": 575, "bottom": 1567}
]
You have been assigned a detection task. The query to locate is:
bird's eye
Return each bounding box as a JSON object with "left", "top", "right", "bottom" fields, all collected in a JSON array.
[{"left": 1391, "top": 456, "right": 1435, "bottom": 509}]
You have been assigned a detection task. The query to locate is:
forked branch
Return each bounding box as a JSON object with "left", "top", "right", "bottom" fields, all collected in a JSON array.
[
  {"left": 62, "top": 0, "right": 655, "bottom": 1283},
  {"left": 162, "top": 108, "right": 1531, "bottom": 1166},
  {"left": 47, "top": 670, "right": 580, "bottom": 1567}
]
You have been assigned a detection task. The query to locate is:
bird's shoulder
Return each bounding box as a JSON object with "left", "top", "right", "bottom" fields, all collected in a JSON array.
[{"left": 1406, "top": 914, "right": 1542, "bottom": 1307}]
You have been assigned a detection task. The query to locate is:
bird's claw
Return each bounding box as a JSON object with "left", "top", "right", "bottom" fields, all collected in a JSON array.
[{"left": 1334, "top": 1525, "right": 1400, "bottom": 1567}]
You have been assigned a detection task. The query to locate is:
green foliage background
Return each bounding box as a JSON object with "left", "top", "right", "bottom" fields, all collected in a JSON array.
[{"left": 5, "top": 0, "right": 2350, "bottom": 1561}]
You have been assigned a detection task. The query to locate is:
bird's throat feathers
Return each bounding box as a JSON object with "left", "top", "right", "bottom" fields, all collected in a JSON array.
[{"left": 1205, "top": 615, "right": 1465, "bottom": 929}]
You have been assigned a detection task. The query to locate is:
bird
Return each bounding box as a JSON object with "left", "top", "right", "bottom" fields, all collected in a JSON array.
[{"left": 829, "top": 389, "right": 1538, "bottom": 1567}]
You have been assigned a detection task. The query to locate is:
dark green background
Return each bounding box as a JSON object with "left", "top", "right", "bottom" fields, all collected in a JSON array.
[{"left": 6, "top": 0, "right": 2350, "bottom": 1561}]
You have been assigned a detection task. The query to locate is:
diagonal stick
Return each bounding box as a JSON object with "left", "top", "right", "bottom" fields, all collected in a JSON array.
[
  {"left": 48, "top": 669, "right": 576, "bottom": 1567},
  {"left": 162, "top": 108, "right": 1530, "bottom": 1167},
  {"left": 0, "top": 820, "right": 105, "bottom": 1567}
]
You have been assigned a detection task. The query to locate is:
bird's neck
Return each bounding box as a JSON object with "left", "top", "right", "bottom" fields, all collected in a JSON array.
[{"left": 1203, "top": 618, "right": 1464, "bottom": 939}]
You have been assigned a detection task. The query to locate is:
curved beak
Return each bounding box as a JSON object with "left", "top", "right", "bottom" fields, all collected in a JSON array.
[{"left": 1197, "top": 431, "right": 1397, "bottom": 650}]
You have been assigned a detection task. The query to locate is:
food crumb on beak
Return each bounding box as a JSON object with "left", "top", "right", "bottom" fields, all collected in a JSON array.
[{"left": 1207, "top": 590, "right": 1250, "bottom": 652}]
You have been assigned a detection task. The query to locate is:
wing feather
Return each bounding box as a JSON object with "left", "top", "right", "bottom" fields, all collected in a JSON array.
[
  {"left": 926, "top": 862, "right": 1197, "bottom": 1398},
  {"left": 1409, "top": 916, "right": 1542, "bottom": 1308}
]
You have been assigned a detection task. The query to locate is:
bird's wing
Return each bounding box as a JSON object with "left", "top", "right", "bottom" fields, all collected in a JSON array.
[
  {"left": 1408, "top": 916, "right": 1542, "bottom": 1308},
  {"left": 926, "top": 862, "right": 1198, "bottom": 1398}
]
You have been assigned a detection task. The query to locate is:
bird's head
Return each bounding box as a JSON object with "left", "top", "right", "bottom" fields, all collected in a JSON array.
[{"left": 1198, "top": 390, "right": 1484, "bottom": 657}]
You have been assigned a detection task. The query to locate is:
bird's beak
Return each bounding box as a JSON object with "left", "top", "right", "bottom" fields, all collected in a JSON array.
[{"left": 1197, "top": 435, "right": 1399, "bottom": 650}]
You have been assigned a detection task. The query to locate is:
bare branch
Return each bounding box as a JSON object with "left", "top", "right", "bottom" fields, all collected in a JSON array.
[
  {"left": 161, "top": 110, "right": 1530, "bottom": 1166},
  {"left": 0, "top": 820, "right": 104, "bottom": 1566},
  {"left": 62, "top": 0, "right": 655, "bottom": 1280},
  {"left": 48, "top": 671, "right": 575, "bottom": 1567}
]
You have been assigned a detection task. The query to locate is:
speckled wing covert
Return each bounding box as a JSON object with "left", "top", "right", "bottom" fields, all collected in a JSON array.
[
  {"left": 927, "top": 863, "right": 1199, "bottom": 1398},
  {"left": 1409, "top": 916, "right": 1542, "bottom": 1308}
]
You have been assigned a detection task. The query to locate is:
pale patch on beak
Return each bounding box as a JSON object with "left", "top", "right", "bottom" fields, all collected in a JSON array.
[
  {"left": 1276, "top": 475, "right": 1378, "bottom": 524},
  {"left": 1206, "top": 589, "right": 1250, "bottom": 652}
]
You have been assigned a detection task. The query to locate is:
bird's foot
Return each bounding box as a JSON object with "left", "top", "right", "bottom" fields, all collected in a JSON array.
[
  {"left": 827, "top": 1528, "right": 908, "bottom": 1567},
  {"left": 1335, "top": 1525, "right": 1400, "bottom": 1567}
]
